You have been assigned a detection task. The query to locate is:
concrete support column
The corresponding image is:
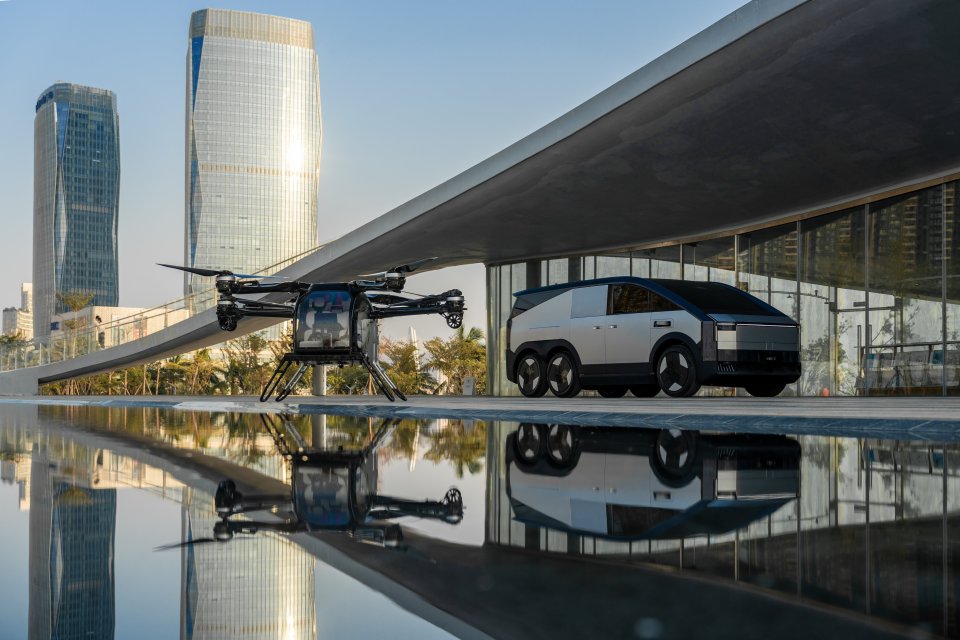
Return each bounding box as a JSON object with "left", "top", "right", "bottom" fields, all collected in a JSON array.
[{"left": 312, "top": 365, "right": 326, "bottom": 396}]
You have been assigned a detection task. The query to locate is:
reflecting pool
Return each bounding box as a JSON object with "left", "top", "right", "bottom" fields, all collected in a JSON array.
[{"left": 0, "top": 404, "right": 955, "bottom": 638}]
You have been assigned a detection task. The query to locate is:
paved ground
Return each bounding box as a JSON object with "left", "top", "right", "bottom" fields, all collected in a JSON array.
[{"left": 5, "top": 394, "right": 960, "bottom": 440}]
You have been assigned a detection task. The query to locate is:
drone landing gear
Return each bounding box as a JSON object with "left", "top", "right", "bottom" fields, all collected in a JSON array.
[
  {"left": 362, "top": 353, "right": 407, "bottom": 402},
  {"left": 261, "top": 356, "right": 310, "bottom": 402}
]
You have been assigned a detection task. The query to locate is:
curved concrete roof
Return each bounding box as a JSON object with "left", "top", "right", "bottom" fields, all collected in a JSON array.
[{"left": 5, "top": 0, "right": 960, "bottom": 389}]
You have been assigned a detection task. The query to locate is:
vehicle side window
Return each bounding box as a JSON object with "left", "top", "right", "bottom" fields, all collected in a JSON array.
[
  {"left": 571, "top": 286, "right": 608, "bottom": 318},
  {"left": 609, "top": 284, "right": 679, "bottom": 314}
]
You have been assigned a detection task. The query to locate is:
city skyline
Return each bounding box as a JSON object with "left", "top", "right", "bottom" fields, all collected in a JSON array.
[{"left": 0, "top": 0, "right": 746, "bottom": 340}]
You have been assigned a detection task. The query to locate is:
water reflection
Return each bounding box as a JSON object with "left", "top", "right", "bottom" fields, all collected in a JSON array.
[
  {"left": 506, "top": 424, "right": 800, "bottom": 540},
  {"left": 185, "top": 415, "right": 464, "bottom": 549},
  {"left": 490, "top": 422, "right": 958, "bottom": 635}
]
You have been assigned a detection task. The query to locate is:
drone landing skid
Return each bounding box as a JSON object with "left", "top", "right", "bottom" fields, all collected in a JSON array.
[{"left": 260, "top": 354, "right": 408, "bottom": 403}]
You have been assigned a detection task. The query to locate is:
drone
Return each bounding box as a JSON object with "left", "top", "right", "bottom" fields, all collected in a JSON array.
[
  {"left": 157, "top": 415, "right": 464, "bottom": 552},
  {"left": 160, "top": 258, "right": 465, "bottom": 402}
]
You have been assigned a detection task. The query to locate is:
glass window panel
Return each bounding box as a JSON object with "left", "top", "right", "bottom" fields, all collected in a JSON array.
[
  {"left": 548, "top": 259, "right": 568, "bottom": 285},
  {"left": 868, "top": 187, "right": 944, "bottom": 395},
  {"left": 635, "top": 246, "right": 681, "bottom": 279},
  {"left": 800, "top": 207, "right": 866, "bottom": 396},
  {"left": 683, "top": 238, "right": 735, "bottom": 284},
  {"left": 596, "top": 255, "right": 630, "bottom": 278}
]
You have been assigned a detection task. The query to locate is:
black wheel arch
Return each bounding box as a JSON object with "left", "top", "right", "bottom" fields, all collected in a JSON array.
[{"left": 650, "top": 333, "right": 704, "bottom": 381}]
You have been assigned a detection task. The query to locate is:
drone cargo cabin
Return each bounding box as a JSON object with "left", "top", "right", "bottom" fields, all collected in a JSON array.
[{"left": 506, "top": 277, "right": 801, "bottom": 398}]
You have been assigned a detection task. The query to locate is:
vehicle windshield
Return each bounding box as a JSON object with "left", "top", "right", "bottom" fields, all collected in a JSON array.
[{"left": 652, "top": 280, "right": 781, "bottom": 316}]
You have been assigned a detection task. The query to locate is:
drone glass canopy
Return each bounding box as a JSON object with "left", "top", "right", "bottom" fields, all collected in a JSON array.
[{"left": 294, "top": 286, "right": 354, "bottom": 354}]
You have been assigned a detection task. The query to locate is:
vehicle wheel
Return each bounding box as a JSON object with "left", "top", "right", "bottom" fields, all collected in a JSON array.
[
  {"left": 513, "top": 423, "right": 544, "bottom": 464},
  {"left": 442, "top": 487, "right": 464, "bottom": 523},
  {"left": 215, "top": 480, "right": 238, "bottom": 514},
  {"left": 545, "top": 424, "right": 579, "bottom": 468},
  {"left": 630, "top": 384, "right": 660, "bottom": 398},
  {"left": 651, "top": 428, "right": 699, "bottom": 486},
  {"left": 597, "top": 386, "right": 628, "bottom": 398},
  {"left": 547, "top": 351, "right": 581, "bottom": 397},
  {"left": 516, "top": 353, "right": 548, "bottom": 397},
  {"left": 744, "top": 382, "right": 786, "bottom": 397},
  {"left": 655, "top": 345, "right": 700, "bottom": 397}
]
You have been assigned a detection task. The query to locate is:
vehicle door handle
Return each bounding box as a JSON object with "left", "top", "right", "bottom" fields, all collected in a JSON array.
[
  {"left": 654, "top": 320, "right": 671, "bottom": 328},
  {"left": 592, "top": 326, "right": 602, "bottom": 330},
  {"left": 608, "top": 324, "right": 618, "bottom": 329}
]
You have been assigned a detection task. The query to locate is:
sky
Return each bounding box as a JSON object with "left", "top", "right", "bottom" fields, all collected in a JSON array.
[{"left": 0, "top": 0, "right": 747, "bottom": 341}]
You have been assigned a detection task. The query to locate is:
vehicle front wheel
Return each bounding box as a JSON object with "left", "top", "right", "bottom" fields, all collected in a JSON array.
[
  {"left": 630, "top": 384, "right": 660, "bottom": 398},
  {"left": 516, "top": 353, "right": 548, "bottom": 397},
  {"left": 597, "top": 386, "right": 628, "bottom": 398},
  {"left": 655, "top": 345, "right": 700, "bottom": 398},
  {"left": 744, "top": 382, "right": 786, "bottom": 397},
  {"left": 547, "top": 351, "right": 581, "bottom": 397}
]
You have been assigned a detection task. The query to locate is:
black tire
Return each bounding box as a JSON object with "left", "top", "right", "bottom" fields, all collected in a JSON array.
[
  {"left": 597, "top": 386, "right": 628, "bottom": 398},
  {"left": 513, "top": 423, "right": 544, "bottom": 464},
  {"left": 651, "top": 428, "right": 699, "bottom": 487},
  {"left": 545, "top": 424, "right": 579, "bottom": 468},
  {"left": 516, "top": 353, "right": 548, "bottom": 397},
  {"left": 630, "top": 384, "right": 660, "bottom": 398},
  {"left": 547, "top": 351, "right": 581, "bottom": 397},
  {"left": 655, "top": 345, "right": 700, "bottom": 398},
  {"left": 744, "top": 382, "right": 786, "bottom": 397}
]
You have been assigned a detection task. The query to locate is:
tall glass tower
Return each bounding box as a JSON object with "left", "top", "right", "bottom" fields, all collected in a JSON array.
[
  {"left": 185, "top": 9, "right": 321, "bottom": 298},
  {"left": 33, "top": 83, "right": 120, "bottom": 338}
]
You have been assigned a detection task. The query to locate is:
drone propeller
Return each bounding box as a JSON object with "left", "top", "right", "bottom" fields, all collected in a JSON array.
[
  {"left": 359, "top": 257, "right": 437, "bottom": 280},
  {"left": 154, "top": 537, "right": 218, "bottom": 551},
  {"left": 158, "top": 263, "right": 288, "bottom": 282}
]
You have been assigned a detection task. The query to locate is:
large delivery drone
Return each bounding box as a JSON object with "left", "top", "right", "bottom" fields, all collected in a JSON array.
[{"left": 160, "top": 258, "right": 465, "bottom": 402}]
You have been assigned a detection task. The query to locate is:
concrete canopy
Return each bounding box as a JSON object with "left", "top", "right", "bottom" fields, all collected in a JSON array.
[{"left": 294, "top": 0, "right": 960, "bottom": 282}]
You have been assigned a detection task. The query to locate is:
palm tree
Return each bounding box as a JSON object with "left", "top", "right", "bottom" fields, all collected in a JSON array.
[{"left": 424, "top": 326, "right": 487, "bottom": 395}]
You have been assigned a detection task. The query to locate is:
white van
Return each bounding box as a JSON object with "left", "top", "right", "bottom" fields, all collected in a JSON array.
[{"left": 506, "top": 277, "right": 801, "bottom": 398}]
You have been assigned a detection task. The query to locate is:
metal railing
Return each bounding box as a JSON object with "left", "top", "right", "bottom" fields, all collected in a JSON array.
[{"left": 0, "top": 245, "right": 322, "bottom": 372}]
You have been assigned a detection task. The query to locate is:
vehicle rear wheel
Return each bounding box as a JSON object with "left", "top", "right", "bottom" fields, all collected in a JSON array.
[
  {"left": 744, "top": 382, "right": 786, "bottom": 397},
  {"left": 547, "top": 351, "right": 581, "bottom": 397},
  {"left": 597, "top": 386, "right": 628, "bottom": 398},
  {"left": 545, "top": 424, "right": 579, "bottom": 468},
  {"left": 629, "top": 384, "right": 660, "bottom": 398},
  {"left": 516, "top": 353, "right": 548, "bottom": 397},
  {"left": 513, "top": 423, "right": 544, "bottom": 464},
  {"left": 655, "top": 345, "right": 700, "bottom": 398}
]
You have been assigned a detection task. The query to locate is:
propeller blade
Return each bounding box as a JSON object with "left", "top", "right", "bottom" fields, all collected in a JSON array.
[
  {"left": 158, "top": 263, "right": 228, "bottom": 277},
  {"left": 393, "top": 257, "right": 437, "bottom": 274},
  {"left": 154, "top": 537, "right": 218, "bottom": 551},
  {"left": 357, "top": 271, "right": 388, "bottom": 279},
  {"left": 233, "top": 273, "right": 289, "bottom": 281}
]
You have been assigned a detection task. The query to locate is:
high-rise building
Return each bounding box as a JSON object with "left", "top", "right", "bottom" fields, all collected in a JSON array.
[
  {"left": 185, "top": 9, "right": 321, "bottom": 298},
  {"left": 33, "top": 83, "right": 120, "bottom": 339}
]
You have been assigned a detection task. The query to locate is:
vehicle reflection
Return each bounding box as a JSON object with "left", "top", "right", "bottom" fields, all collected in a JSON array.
[
  {"left": 167, "top": 415, "right": 464, "bottom": 551},
  {"left": 506, "top": 424, "right": 800, "bottom": 540}
]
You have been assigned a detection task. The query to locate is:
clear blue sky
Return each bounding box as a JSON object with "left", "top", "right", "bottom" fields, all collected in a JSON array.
[{"left": 0, "top": 0, "right": 746, "bottom": 338}]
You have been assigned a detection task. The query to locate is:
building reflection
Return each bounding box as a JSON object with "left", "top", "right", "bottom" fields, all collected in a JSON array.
[
  {"left": 27, "top": 439, "right": 116, "bottom": 640},
  {"left": 488, "top": 423, "right": 960, "bottom": 635},
  {"left": 180, "top": 488, "right": 317, "bottom": 640}
]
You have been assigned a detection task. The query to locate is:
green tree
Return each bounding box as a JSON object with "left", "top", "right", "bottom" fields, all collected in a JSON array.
[
  {"left": 223, "top": 333, "right": 272, "bottom": 394},
  {"left": 327, "top": 364, "right": 370, "bottom": 394},
  {"left": 424, "top": 326, "right": 487, "bottom": 395},
  {"left": 380, "top": 338, "right": 436, "bottom": 395}
]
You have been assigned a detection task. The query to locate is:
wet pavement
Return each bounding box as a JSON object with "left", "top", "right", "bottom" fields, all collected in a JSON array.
[{"left": 1, "top": 402, "right": 956, "bottom": 638}]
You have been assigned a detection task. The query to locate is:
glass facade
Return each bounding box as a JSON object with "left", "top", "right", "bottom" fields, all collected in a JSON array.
[
  {"left": 33, "top": 83, "right": 120, "bottom": 338},
  {"left": 488, "top": 180, "right": 960, "bottom": 396},
  {"left": 185, "top": 9, "right": 322, "bottom": 298}
]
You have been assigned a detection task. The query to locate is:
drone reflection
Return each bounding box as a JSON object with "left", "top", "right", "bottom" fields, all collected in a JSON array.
[{"left": 165, "top": 415, "right": 465, "bottom": 552}]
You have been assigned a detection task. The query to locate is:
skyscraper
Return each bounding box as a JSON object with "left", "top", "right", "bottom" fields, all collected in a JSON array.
[
  {"left": 185, "top": 9, "right": 321, "bottom": 298},
  {"left": 33, "top": 83, "right": 120, "bottom": 339}
]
